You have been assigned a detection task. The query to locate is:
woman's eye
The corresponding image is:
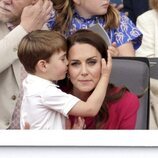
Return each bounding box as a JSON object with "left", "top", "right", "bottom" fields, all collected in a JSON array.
[
  {"left": 70, "top": 62, "right": 79, "bottom": 66},
  {"left": 88, "top": 60, "right": 97, "bottom": 65}
]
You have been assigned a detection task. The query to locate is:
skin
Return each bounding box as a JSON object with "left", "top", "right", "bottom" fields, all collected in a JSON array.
[
  {"left": 0, "top": 0, "right": 52, "bottom": 32},
  {"left": 0, "top": 0, "right": 35, "bottom": 24},
  {"left": 68, "top": 43, "right": 103, "bottom": 101},
  {"left": 35, "top": 51, "right": 68, "bottom": 81},
  {"left": 73, "top": 0, "right": 110, "bottom": 19}
]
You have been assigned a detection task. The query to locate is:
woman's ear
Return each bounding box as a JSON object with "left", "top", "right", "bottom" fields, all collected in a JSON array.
[{"left": 36, "top": 60, "right": 48, "bottom": 72}]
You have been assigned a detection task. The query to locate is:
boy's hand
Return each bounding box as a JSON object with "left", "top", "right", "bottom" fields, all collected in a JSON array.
[{"left": 101, "top": 52, "right": 112, "bottom": 79}]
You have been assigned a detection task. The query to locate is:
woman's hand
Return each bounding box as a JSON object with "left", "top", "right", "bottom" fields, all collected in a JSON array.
[
  {"left": 24, "top": 122, "right": 30, "bottom": 129},
  {"left": 24, "top": 117, "right": 86, "bottom": 130},
  {"left": 66, "top": 117, "right": 86, "bottom": 129}
]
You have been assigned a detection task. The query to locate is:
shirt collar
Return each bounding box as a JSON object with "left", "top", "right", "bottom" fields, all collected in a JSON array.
[
  {"left": 73, "top": 9, "right": 100, "bottom": 23},
  {"left": 6, "top": 23, "right": 16, "bottom": 31},
  {"left": 73, "top": 9, "right": 99, "bottom": 23},
  {"left": 27, "top": 74, "right": 59, "bottom": 88}
]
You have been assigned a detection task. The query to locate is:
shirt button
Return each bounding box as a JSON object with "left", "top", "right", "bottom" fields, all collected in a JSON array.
[{"left": 11, "top": 95, "right": 17, "bottom": 100}]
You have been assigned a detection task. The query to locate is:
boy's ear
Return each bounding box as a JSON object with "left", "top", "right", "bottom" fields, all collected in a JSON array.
[{"left": 37, "top": 60, "right": 47, "bottom": 72}]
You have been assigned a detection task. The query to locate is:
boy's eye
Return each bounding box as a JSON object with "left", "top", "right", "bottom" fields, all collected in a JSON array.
[{"left": 61, "top": 56, "right": 67, "bottom": 61}]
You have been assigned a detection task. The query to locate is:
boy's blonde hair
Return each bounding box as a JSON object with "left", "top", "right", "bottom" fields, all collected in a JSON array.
[{"left": 18, "top": 30, "right": 67, "bottom": 74}]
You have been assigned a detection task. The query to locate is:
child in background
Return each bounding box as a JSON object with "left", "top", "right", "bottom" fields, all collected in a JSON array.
[
  {"left": 17, "top": 30, "right": 112, "bottom": 129},
  {"left": 48, "top": 0, "right": 142, "bottom": 57}
]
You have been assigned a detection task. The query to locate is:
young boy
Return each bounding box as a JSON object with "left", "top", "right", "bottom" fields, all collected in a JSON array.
[{"left": 17, "top": 30, "right": 111, "bottom": 129}]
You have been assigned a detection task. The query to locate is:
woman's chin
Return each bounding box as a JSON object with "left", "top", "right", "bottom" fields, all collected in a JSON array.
[{"left": 77, "top": 87, "right": 94, "bottom": 92}]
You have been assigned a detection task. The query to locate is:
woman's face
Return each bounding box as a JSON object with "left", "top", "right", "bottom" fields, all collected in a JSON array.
[{"left": 68, "top": 43, "right": 102, "bottom": 93}]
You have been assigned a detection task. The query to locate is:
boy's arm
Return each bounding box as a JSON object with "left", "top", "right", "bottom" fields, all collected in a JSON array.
[{"left": 68, "top": 54, "right": 112, "bottom": 117}]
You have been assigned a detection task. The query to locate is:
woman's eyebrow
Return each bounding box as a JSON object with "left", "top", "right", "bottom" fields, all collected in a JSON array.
[
  {"left": 86, "top": 56, "right": 97, "bottom": 60},
  {"left": 69, "top": 59, "right": 79, "bottom": 62},
  {"left": 69, "top": 56, "right": 97, "bottom": 61}
]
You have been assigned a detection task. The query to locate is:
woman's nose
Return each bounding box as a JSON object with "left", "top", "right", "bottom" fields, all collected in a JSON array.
[{"left": 81, "top": 65, "right": 88, "bottom": 76}]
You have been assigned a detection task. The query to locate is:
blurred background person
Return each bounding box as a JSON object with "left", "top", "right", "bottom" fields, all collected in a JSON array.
[
  {"left": 136, "top": 0, "right": 158, "bottom": 129},
  {"left": 123, "top": 0, "right": 149, "bottom": 24},
  {"left": 0, "top": 0, "right": 52, "bottom": 129}
]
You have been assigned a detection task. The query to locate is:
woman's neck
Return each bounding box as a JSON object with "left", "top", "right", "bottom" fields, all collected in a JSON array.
[{"left": 72, "top": 88, "right": 91, "bottom": 101}]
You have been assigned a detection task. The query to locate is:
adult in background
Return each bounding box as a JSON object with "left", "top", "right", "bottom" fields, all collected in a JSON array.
[
  {"left": 123, "top": 0, "right": 149, "bottom": 24},
  {"left": 136, "top": 0, "right": 158, "bottom": 129},
  {"left": 0, "top": 0, "right": 52, "bottom": 129}
]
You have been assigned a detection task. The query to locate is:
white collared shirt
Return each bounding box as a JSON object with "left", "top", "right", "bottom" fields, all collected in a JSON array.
[{"left": 20, "top": 74, "right": 80, "bottom": 129}]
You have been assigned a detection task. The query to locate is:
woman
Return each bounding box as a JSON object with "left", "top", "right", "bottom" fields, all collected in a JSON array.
[
  {"left": 136, "top": 0, "right": 158, "bottom": 129},
  {"left": 49, "top": 0, "right": 142, "bottom": 57},
  {"left": 61, "top": 29, "right": 140, "bottom": 129}
]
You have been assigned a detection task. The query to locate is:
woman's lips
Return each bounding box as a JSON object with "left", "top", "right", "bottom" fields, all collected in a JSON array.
[{"left": 78, "top": 80, "right": 92, "bottom": 83}]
